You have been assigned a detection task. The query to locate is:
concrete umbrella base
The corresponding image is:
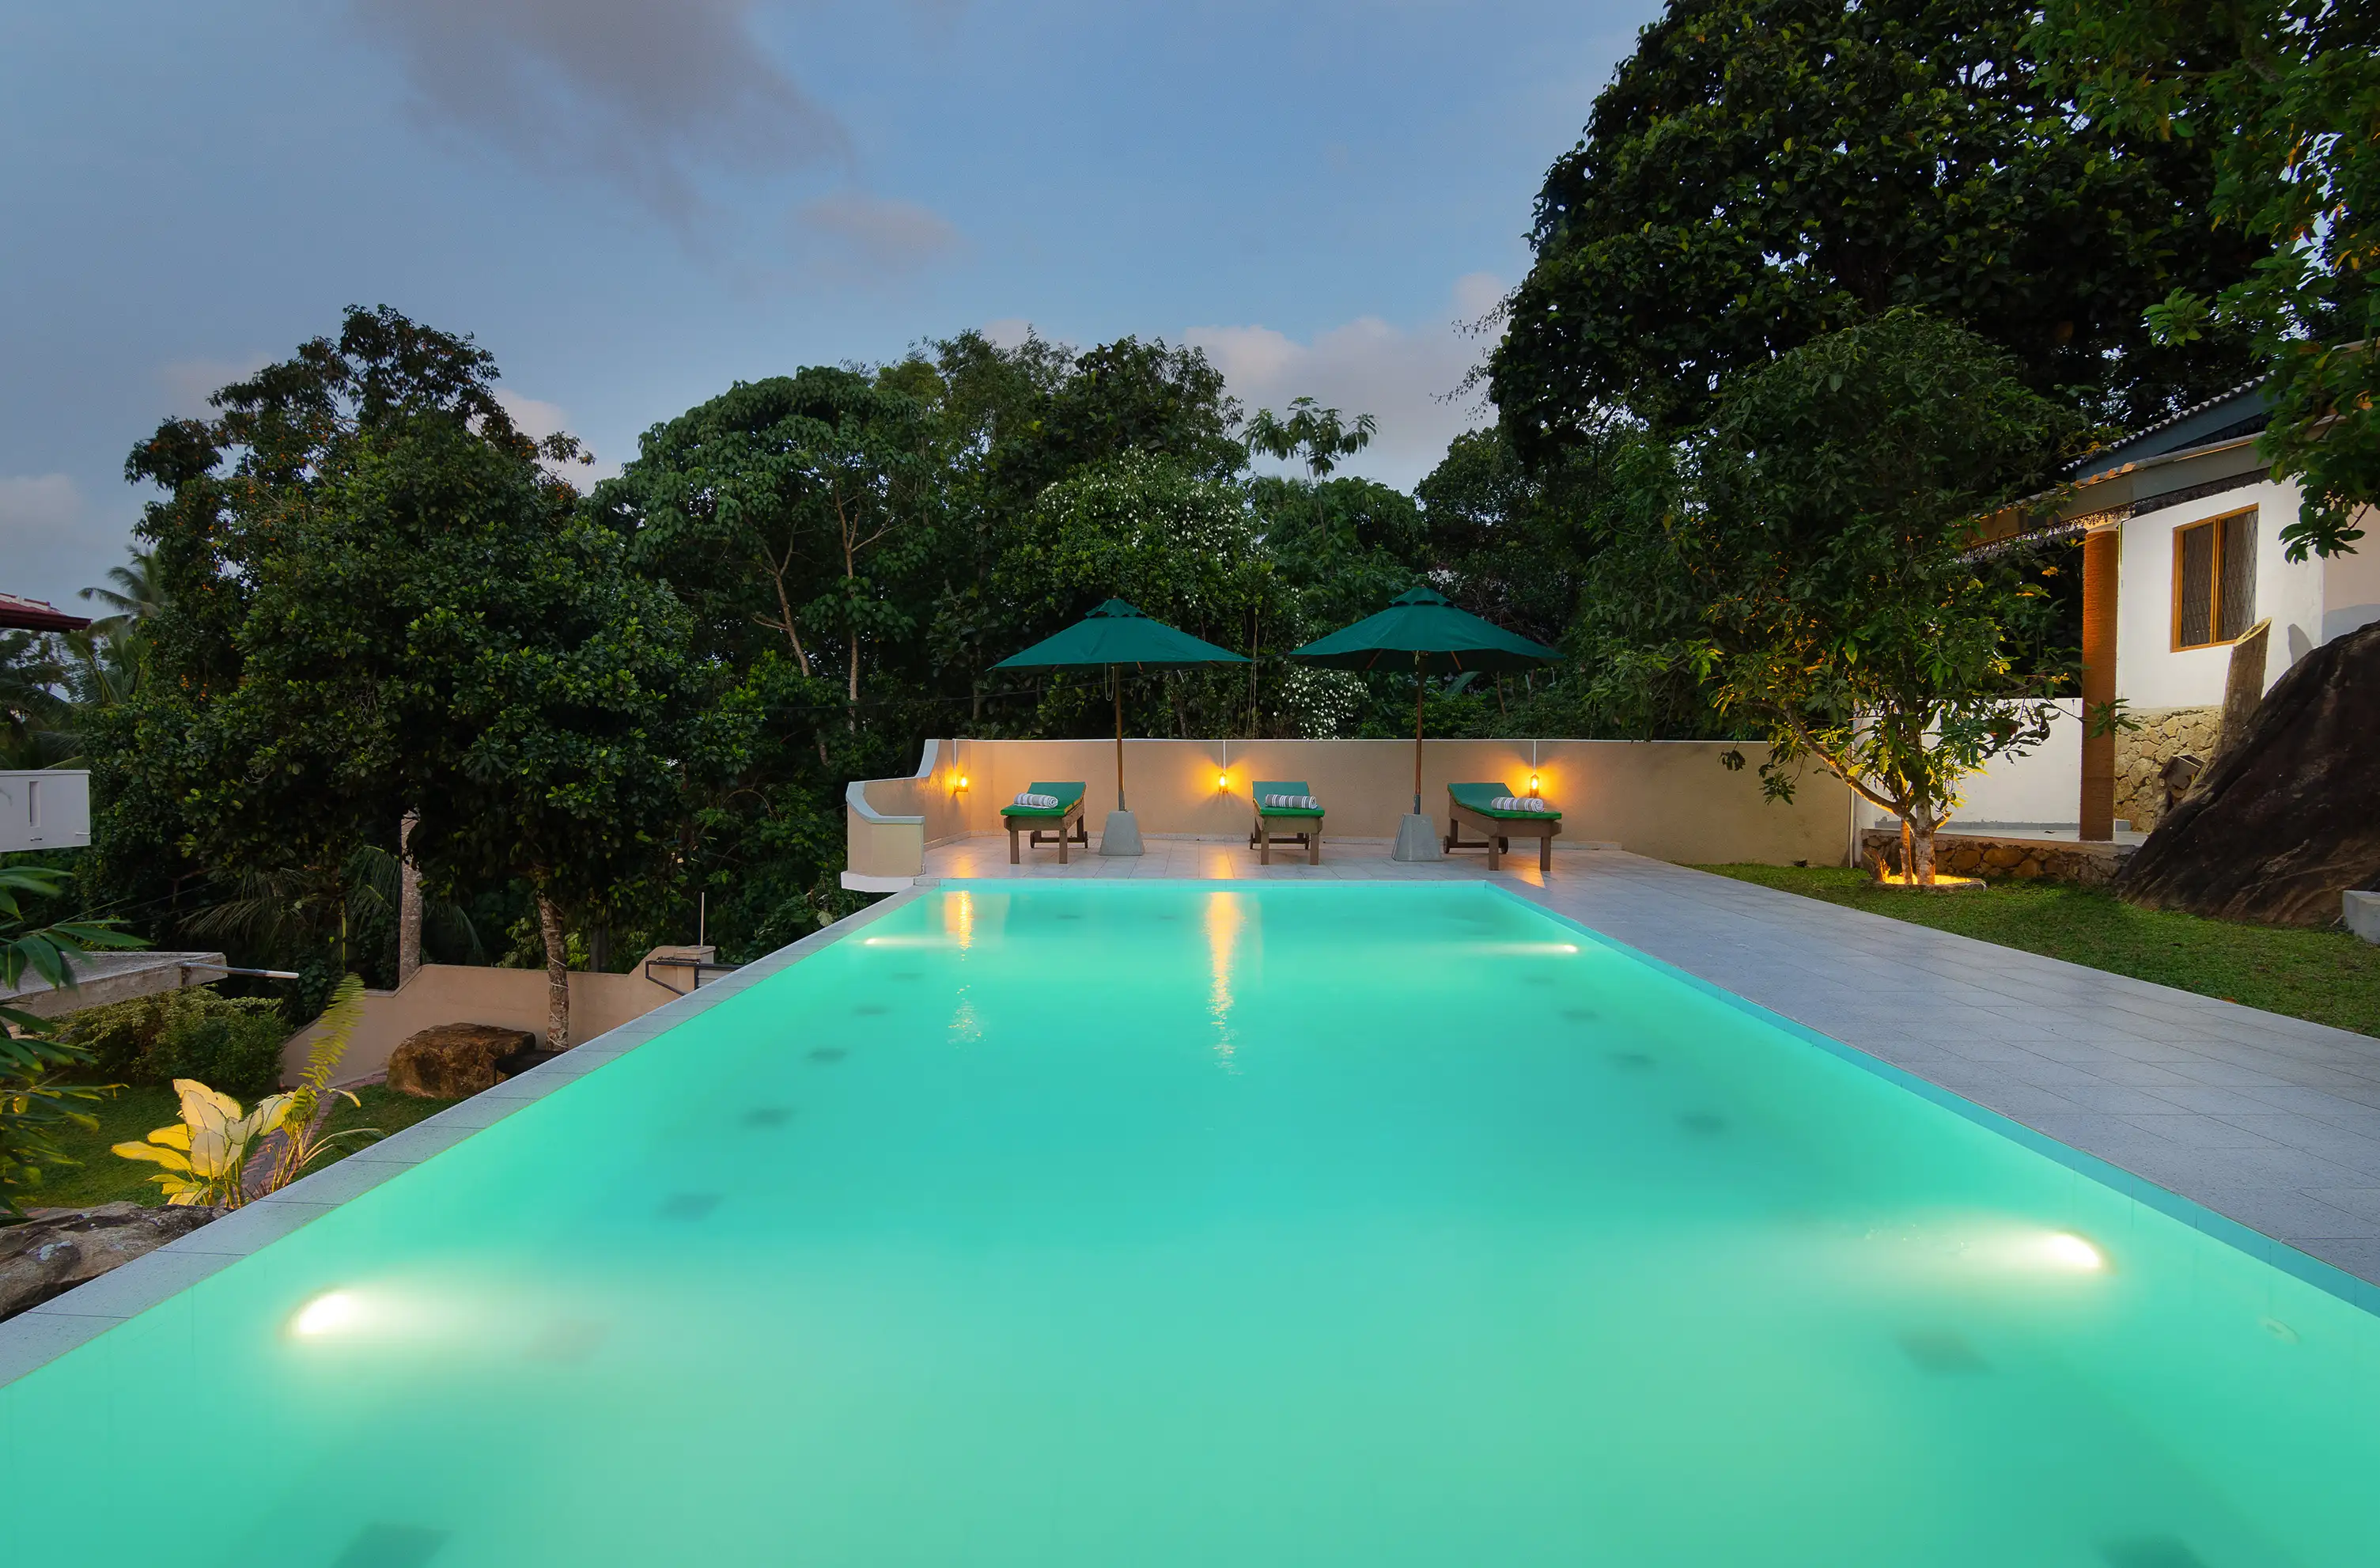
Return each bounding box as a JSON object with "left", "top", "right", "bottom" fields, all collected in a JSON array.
[
  {"left": 1391, "top": 812, "right": 1444, "bottom": 862},
  {"left": 1098, "top": 809, "right": 1145, "bottom": 856}
]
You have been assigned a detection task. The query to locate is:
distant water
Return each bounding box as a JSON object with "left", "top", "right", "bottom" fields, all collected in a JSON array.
[{"left": 4, "top": 882, "right": 2374, "bottom": 1566}]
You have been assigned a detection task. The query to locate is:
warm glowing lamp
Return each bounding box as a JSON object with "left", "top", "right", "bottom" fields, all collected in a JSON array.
[
  {"left": 1528, "top": 772, "right": 1541, "bottom": 797},
  {"left": 955, "top": 773, "right": 969, "bottom": 791},
  {"left": 1216, "top": 771, "right": 1231, "bottom": 793}
]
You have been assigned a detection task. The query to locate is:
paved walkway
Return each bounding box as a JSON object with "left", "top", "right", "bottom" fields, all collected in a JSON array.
[{"left": 925, "top": 835, "right": 2380, "bottom": 1290}]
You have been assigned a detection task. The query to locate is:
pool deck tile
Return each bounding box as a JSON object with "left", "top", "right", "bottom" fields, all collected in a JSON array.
[{"left": 924, "top": 833, "right": 2380, "bottom": 1291}]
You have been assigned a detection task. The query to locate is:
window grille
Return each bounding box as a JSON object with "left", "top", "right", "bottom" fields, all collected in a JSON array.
[{"left": 2173, "top": 509, "right": 2257, "bottom": 649}]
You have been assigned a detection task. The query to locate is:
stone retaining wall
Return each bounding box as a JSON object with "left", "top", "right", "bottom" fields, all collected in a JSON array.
[
  {"left": 1860, "top": 828, "right": 2135, "bottom": 887},
  {"left": 2115, "top": 706, "right": 2219, "bottom": 832}
]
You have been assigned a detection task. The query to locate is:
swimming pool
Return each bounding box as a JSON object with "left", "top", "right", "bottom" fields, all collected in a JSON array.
[{"left": 4, "top": 881, "right": 2375, "bottom": 1565}]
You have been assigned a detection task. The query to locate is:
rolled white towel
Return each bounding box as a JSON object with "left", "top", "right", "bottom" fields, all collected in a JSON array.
[
  {"left": 1262, "top": 793, "right": 1320, "bottom": 810},
  {"left": 1012, "top": 792, "right": 1060, "bottom": 809},
  {"left": 1490, "top": 795, "right": 1549, "bottom": 812}
]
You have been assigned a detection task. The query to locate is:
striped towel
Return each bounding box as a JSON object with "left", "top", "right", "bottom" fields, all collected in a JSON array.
[
  {"left": 1012, "top": 792, "right": 1060, "bottom": 809},
  {"left": 1490, "top": 796, "right": 1549, "bottom": 812},
  {"left": 1262, "top": 793, "right": 1319, "bottom": 810}
]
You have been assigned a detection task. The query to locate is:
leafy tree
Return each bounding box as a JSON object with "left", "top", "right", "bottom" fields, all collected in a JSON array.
[
  {"left": 1002, "top": 453, "right": 1277, "bottom": 738},
  {"left": 102, "top": 308, "right": 736, "bottom": 1038},
  {"left": 0, "top": 632, "right": 69, "bottom": 768},
  {"left": 2035, "top": 0, "right": 2378, "bottom": 560},
  {"left": 1246, "top": 397, "right": 1377, "bottom": 477},
  {"left": 2, "top": 865, "right": 142, "bottom": 1215},
  {"left": 910, "top": 329, "right": 1079, "bottom": 727},
  {"left": 1490, "top": 0, "right": 2268, "bottom": 454},
  {"left": 100, "top": 305, "right": 572, "bottom": 956},
  {"left": 400, "top": 501, "right": 747, "bottom": 1046},
  {"left": 1251, "top": 474, "right": 1440, "bottom": 735},
  {"left": 78, "top": 547, "right": 163, "bottom": 632},
  {"left": 602, "top": 368, "right": 940, "bottom": 718},
  {"left": 914, "top": 331, "right": 1251, "bottom": 729},
  {"left": 1627, "top": 311, "right": 2085, "bottom": 881},
  {"left": 1035, "top": 336, "right": 1246, "bottom": 483},
  {"left": 1415, "top": 429, "right": 1589, "bottom": 649}
]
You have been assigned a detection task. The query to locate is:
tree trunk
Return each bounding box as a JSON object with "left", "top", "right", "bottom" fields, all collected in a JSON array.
[
  {"left": 537, "top": 890, "right": 570, "bottom": 1050},
  {"left": 1907, "top": 807, "right": 1939, "bottom": 886},
  {"left": 396, "top": 812, "right": 422, "bottom": 988}
]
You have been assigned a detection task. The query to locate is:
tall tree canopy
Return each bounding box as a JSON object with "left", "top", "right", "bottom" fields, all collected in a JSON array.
[
  {"left": 100, "top": 308, "right": 736, "bottom": 1034},
  {"left": 2036, "top": 0, "right": 2378, "bottom": 560},
  {"left": 1631, "top": 311, "right": 2086, "bottom": 880},
  {"left": 1490, "top": 0, "right": 2268, "bottom": 453}
]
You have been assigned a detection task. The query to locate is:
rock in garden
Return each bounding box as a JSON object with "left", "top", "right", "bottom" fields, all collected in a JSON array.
[
  {"left": 1, "top": 1203, "right": 221, "bottom": 1321},
  {"left": 2120, "top": 622, "right": 2380, "bottom": 926},
  {"left": 386, "top": 1023, "right": 536, "bottom": 1098}
]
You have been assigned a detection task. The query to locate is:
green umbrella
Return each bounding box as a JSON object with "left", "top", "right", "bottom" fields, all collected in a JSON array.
[
  {"left": 992, "top": 600, "right": 1249, "bottom": 813},
  {"left": 1290, "top": 586, "right": 1561, "bottom": 815}
]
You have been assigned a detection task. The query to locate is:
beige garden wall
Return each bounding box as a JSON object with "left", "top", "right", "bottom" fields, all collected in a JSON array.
[
  {"left": 278, "top": 951, "right": 699, "bottom": 1087},
  {"left": 856, "top": 737, "right": 1852, "bottom": 871}
]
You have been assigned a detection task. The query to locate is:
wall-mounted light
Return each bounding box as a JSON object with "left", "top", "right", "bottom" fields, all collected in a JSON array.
[
  {"left": 1528, "top": 772, "right": 1541, "bottom": 797},
  {"left": 1216, "top": 771, "right": 1231, "bottom": 793}
]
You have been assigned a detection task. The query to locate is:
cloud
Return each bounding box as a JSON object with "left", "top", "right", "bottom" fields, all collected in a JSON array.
[
  {"left": 979, "top": 318, "right": 1035, "bottom": 351},
  {"left": 1186, "top": 272, "right": 1508, "bottom": 490},
  {"left": 0, "top": 474, "right": 134, "bottom": 612},
  {"left": 494, "top": 389, "right": 622, "bottom": 485},
  {"left": 793, "top": 191, "right": 963, "bottom": 280},
  {"left": 156, "top": 356, "right": 272, "bottom": 419},
  {"left": 351, "top": 0, "right": 846, "bottom": 221}
]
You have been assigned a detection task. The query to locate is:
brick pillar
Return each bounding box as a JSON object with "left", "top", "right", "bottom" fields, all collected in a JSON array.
[{"left": 2079, "top": 526, "right": 2118, "bottom": 842}]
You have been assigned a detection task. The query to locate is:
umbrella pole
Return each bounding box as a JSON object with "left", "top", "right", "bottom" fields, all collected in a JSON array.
[
  {"left": 1114, "top": 665, "right": 1126, "bottom": 811},
  {"left": 1413, "top": 658, "right": 1425, "bottom": 815}
]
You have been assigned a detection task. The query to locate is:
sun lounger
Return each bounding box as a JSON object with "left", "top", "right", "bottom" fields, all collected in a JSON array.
[
  {"left": 1003, "top": 782, "right": 1089, "bottom": 864},
  {"left": 1247, "top": 780, "right": 1324, "bottom": 865},
  {"left": 1444, "top": 782, "right": 1562, "bottom": 872}
]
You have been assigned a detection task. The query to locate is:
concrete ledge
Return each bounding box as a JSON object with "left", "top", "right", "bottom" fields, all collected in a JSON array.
[
  {"left": 0, "top": 886, "right": 933, "bottom": 1388},
  {"left": 0, "top": 950, "right": 229, "bottom": 1020},
  {"left": 2348, "top": 889, "right": 2380, "bottom": 945}
]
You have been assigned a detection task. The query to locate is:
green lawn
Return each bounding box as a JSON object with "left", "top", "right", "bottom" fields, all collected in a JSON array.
[
  {"left": 1697, "top": 865, "right": 2380, "bottom": 1039},
  {"left": 26, "top": 1082, "right": 464, "bottom": 1212}
]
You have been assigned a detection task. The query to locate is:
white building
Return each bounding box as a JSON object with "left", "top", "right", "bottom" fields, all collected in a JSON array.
[
  {"left": 0, "top": 770, "right": 90, "bottom": 854},
  {"left": 1930, "top": 381, "right": 2380, "bottom": 837}
]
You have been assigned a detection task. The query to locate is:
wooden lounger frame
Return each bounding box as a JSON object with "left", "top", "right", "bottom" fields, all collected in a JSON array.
[
  {"left": 1444, "top": 801, "right": 1561, "bottom": 873},
  {"left": 1005, "top": 800, "right": 1089, "bottom": 863},
  {"left": 1248, "top": 812, "right": 1322, "bottom": 865}
]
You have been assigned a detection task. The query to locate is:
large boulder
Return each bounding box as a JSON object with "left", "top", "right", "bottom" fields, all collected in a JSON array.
[
  {"left": 2119, "top": 621, "right": 2380, "bottom": 926},
  {"left": 1, "top": 1203, "right": 221, "bottom": 1321},
  {"left": 385, "top": 1023, "right": 537, "bottom": 1099}
]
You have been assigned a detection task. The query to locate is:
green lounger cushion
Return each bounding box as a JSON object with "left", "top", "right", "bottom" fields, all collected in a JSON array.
[
  {"left": 1252, "top": 780, "right": 1325, "bottom": 818},
  {"left": 1448, "top": 782, "right": 1562, "bottom": 821},
  {"left": 1002, "top": 782, "right": 1086, "bottom": 818}
]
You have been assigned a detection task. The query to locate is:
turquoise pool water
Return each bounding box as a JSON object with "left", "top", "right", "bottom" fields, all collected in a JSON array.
[{"left": 5, "top": 882, "right": 2377, "bottom": 1565}]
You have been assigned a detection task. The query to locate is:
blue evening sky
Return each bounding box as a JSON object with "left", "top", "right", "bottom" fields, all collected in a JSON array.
[{"left": 1, "top": 1, "right": 1659, "bottom": 607}]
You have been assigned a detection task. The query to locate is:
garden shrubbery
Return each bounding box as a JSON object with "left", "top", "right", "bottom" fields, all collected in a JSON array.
[{"left": 54, "top": 987, "right": 289, "bottom": 1100}]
